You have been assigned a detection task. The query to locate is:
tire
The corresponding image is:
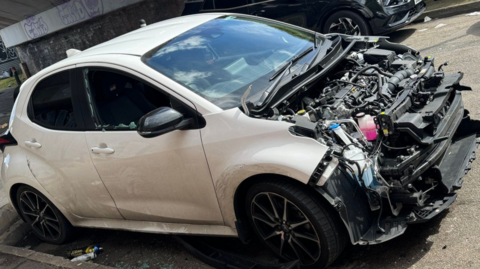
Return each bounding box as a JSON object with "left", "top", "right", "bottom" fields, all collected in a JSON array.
[
  {"left": 246, "top": 179, "right": 346, "bottom": 269},
  {"left": 16, "top": 186, "right": 74, "bottom": 244},
  {"left": 323, "top": 10, "right": 371, "bottom": 36}
]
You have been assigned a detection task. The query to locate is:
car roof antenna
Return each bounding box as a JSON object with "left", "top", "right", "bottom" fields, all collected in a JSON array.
[{"left": 241, "top": 85, "right": 252, "bottom": 116}]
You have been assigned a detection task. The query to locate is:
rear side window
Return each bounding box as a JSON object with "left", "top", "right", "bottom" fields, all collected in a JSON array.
[{"left": 28, "top": 71, "right": 78, "bottom": 130}]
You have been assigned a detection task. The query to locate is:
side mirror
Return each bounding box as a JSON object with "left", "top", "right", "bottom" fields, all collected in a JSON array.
[{"left": 137, "top": 107, "right": 193, "bottom": 138}]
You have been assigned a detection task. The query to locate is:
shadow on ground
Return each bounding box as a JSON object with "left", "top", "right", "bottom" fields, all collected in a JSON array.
[
  {"left": 330, "top": 210, "right": 449, "bottom": 269},
  {"left": 388, "top": 29, "right": 417, "bottom": 43},
  {"left": 466, "top": 21, "right": 480, "bottom": 36},
  {"left": 15, "top": 210, "right": 450, "bottom": 269}
]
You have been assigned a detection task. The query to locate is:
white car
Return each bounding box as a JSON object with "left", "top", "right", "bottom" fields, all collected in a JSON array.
[{"left": 0, "top": 13, "right": 476, "bottom": 269}]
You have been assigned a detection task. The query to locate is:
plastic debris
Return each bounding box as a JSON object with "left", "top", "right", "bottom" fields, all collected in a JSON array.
[
  {"left": 67, "top": 245, "right": 103, "bottom": 259},
  {"left": 424, "top": 16, "right": 432, "bottom": 22},
  {"left": 418, "top": 28, "right": 429, "bottom": 32},
  {"left": 24, "top": 245, "right": 31, "bottom": 250},
  {"left": 466, "top": 11, "right": 480, "bottom": 16},
  {"left": 435, "top": 23, "right": 446, "bottom": 29},
  {"left": 70, "top": 252, "right": 97, "bottom": 262}
]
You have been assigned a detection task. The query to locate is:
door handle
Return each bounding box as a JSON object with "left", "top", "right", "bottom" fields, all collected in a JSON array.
[
  {"left": 25, "top": 140, "right": 42, "bottom": 148},
  {"left": 91, "top": 147, "right": 115, "bottom": 154}
]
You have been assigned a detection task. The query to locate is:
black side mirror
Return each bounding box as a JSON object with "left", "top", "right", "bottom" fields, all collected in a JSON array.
[{"left": 137, "top": 107, "right": 193, "bottom": 138}]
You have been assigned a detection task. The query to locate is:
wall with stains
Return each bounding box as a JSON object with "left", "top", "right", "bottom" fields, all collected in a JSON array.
[{"left": 15, "top": 0, "right": 184, "bottom": 75}]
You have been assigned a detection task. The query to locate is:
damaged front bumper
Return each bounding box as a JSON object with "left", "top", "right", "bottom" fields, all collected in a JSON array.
[{"left": 314, "top": 119, "right": 478, "bottom": 245}]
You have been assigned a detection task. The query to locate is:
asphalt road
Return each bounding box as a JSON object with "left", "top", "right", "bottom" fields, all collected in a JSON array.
[{"left": 7, "top": 13, "right": 480, "bottom": 269}]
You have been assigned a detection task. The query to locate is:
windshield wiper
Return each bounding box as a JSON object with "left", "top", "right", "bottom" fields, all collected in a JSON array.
[{"left": 269, "top": 46, "right": 314, "bottom": 81}]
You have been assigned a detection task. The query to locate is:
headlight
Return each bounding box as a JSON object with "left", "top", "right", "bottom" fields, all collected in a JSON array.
[{"left": 377, "top": 0, "right": 411, "bottom": 6}]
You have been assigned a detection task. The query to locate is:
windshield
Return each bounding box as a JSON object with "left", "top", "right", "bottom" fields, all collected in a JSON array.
[{"left": 143, "top": 16, "right": 317, "bottom": 109}]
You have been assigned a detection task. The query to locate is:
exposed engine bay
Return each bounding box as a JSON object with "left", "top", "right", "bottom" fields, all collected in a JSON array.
[{"left": 256, "top": 36, "right": 477, "bottom": 244}]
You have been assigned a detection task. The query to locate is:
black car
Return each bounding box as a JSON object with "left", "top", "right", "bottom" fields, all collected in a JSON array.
[{"left": 183, "top": 0, "right": 426, "bottom": 36}]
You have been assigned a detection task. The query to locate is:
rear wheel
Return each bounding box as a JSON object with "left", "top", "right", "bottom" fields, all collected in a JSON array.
[
  {"left": 323, "top": 11, "right": 371, "bottom": 36},
  {"left": 246, "top": 180, "right": 346, "bottom": 269},
  {"left": 16, "top": 186, "right": 73, "bottom": 244}
]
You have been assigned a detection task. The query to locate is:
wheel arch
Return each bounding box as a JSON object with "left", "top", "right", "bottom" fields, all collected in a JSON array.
[
  {"left": 318, "top": 7, "right": 373, "bottom": 34},
  {"left": 9, "top": 183, "right": 27, "bottom": 222},
  {"left": 8, "top": 182, "right": 75, "bottom": 226},
  {"left": 232, "top": 173, "right": 348, "bottom": 244}
]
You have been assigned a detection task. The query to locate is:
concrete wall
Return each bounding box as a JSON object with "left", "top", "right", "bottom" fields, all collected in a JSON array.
[
  {"left": 0, "top": 37, "right": 21, "bottom": 72},
  {"left": 15, "top": 0, "right": 185, "bottom": 75}
]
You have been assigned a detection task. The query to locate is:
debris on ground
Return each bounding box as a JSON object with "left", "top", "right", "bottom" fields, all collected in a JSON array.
[
  {"left": 67, "top": 245, "right": 103, "bottom": 262},
  {"left": 71, "top": 252, "right": 97, "bottom": 262},
  {"left": 424, "top": 16, "right": 432, "bottom": 22},
  {"left": 418, "top": 28, "right": 429, "bottom": 32},
  {"left": 435, "top": 23, "right": 447, "bottom": 28},
  {"left": 466, "top": 11, "right": 480, "bottom": 16}
]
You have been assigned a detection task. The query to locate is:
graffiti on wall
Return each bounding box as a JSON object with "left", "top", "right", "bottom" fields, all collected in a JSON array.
[
  {"left": 23, "top": 16, "right": 49, "bottom": 39},
  {"left": 56, "top": 0, "right": 104, "bottom": 25},
  {"left": 0, "top": 40, "right": 18, "bottom": 63},
  {"left": 1, "top": 0, "right": 142, "bottom": 46},
  {"left": 21, "top": 0, "right": 104, "bottom": 40}
]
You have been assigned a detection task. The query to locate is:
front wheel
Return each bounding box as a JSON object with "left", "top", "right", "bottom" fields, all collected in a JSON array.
[
  {"left": 323, "top": 11, "right": 371, "bottom": 36},
  {"left": 16, "top": 186, "right": 73, "bottom": 244},
  {"left": 246, "top": 180, "right": 346, "bottom": 269}
]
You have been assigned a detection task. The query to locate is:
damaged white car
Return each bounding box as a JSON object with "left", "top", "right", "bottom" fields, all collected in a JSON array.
[{"left": 1, "top": 14, "right": 477, "bottom": 269}]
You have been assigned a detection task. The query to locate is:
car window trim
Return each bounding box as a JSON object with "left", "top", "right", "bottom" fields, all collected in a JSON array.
[
  {"left": 74, "top": 65, "right": 206, "bottom": 132},
  {"left": 26, "top": 68, "right": 86, "bottom": 132}
]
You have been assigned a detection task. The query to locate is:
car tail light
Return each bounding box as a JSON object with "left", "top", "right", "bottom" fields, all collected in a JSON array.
[{"left": 0, "top": 132, "right": 17, "bottom": 151}]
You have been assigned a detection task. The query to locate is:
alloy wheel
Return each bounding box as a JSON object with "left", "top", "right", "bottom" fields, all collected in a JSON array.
[
  {"left": 329, "top": 17, "right": 362, "bottom": 36},
  {"left": 18, "top": 191, "right": 62, "bottom": 241},
  {"left": 250, "top": 192, "right": 321, "bottom": 266}
]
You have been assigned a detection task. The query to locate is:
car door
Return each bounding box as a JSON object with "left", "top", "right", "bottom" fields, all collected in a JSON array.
[
  {"left": 248, "top": 0, "right": 309, "bottom": 28},
  {"left": 14, "top": 67, "right": 123, "bottom": 219},
  {"left": 200, "top": 0, "right": 249, "bottom": 14},
  {"left": 76, "top": 64, "right": 224, "bottom": 225}
]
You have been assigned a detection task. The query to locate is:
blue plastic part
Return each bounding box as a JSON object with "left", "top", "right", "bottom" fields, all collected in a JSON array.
[{"left": 329, "top": 123, "right": 340, "bottom": 130}]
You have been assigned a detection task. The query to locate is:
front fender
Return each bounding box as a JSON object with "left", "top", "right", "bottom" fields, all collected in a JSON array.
[{"left": 201, "top": 108, "right": 329, "bottom": 227}]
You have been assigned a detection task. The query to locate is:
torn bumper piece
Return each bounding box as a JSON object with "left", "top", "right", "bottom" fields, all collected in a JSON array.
[
  {"left": 175, "top": 236, "right": 300, "bottom": 269},
  {"left": 314, "top": 133, "right": 478, "bottom": 245}
]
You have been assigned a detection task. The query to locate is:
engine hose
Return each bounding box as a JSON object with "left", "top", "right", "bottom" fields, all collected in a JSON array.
[
  {"left": 350, "top": 66, "right": 393, "bottom": 83},
  {"left": 387, "top": 69, "right": 415, "bottom": 91},
  {"left": 306, "top": 106, "right": 320, "bottom": 121},
  {"left": 268, "top": 108, "right": 280, "bottom": 120},
  {"left": 286, "top": 108, "right": 295, "bottom": 115}
]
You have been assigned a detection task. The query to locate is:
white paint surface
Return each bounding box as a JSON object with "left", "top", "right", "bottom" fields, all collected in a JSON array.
[{"left": 0, "top": 161, "right": 7, "bottom": 208}]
